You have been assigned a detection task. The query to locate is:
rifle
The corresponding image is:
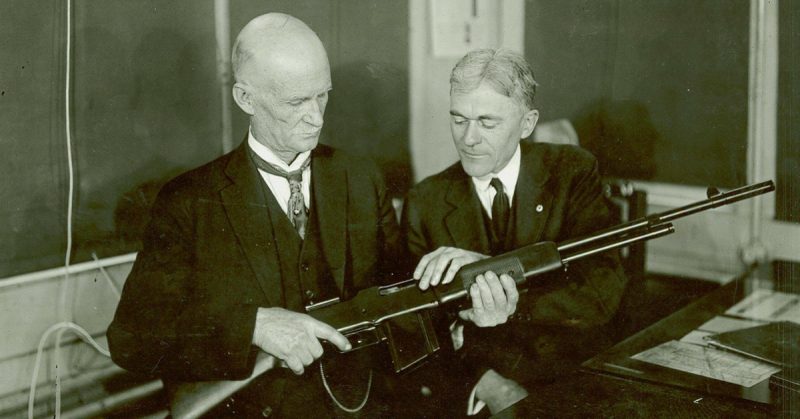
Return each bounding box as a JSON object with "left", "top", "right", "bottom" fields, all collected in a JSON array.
[{"left": 170, "top": 180, "right": 775, "bottom": 418}]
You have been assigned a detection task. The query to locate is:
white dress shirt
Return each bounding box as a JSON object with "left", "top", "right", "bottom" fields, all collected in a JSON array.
[
  {"left": 470, "top": 145, "right": 521, "bottom": 218},
  {"left": 248, "top": 129, "right": 312, "bottom": 215}
]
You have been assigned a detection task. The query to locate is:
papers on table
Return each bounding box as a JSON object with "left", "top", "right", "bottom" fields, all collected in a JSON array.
[
  {"left": 679, "top": 330, "right": 713, "bottom": 346},
  {"left": 725, "top": 290, "right": 800, "bottom": 324},
  {"left": 697, "top": 315, "right": 769, "bottom": 334},
  {"left": 679, "top": 316, "right": 768, "bottom": 346},
  {"left": 633, "top": 289, "right": 797, "bottom": 388},
  {"left": 632, "top": 340, "right": 781, "bottom": 387}
]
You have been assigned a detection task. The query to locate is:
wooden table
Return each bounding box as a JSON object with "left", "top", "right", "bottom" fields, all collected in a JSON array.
[{"left": 494, "top": 280, "right": 778, "bottom": 418}]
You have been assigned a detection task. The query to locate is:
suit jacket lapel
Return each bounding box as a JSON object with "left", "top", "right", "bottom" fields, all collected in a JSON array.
[
  {"left": 310, "top": 147, "right": 347, "bottom": 293},
  {"left": 444, "top": 174, "right": 491, "bottom": 254},
  {"left": 221, "top": 144, "right": 283, "bottom": 307},
  {"left": 512, "top": 143, "right": 554, "bottom": 248}
]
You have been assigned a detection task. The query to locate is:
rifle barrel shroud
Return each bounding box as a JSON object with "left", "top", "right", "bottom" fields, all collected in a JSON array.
[{"left": 170, "top": 180, "right": 775, "bottom": 419}]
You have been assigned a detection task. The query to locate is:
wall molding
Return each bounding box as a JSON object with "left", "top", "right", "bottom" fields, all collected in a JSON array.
[
  {"left": 635, "top": 181, "right": 798, "bottom": 282},
  {"left": 0, "top": 257, "right": 135, "bottom": 399},
  {"left": 0, "top": 253, "right": 137, "bottom": 289}
]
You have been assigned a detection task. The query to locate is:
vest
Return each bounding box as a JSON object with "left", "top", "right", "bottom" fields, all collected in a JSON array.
[
  {"left": 262, "top": 184, "right": 338, "bottom": 311},
  {"left": 219, "top": 175, "right": 373, "bottom": 417},
  {"left": 479, "top": 191, "right": 519, "bottom": 255}
]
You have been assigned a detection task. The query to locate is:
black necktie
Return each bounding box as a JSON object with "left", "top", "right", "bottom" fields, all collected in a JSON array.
[
  {"left": 490, "top": 178, "right": 510, "bottom": 243},
  {"left": 250, "top": 150, "right": 311, "bottom": 239}
]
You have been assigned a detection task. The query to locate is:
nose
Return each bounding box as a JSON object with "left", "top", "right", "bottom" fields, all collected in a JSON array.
[
  {"left": 304, "top": 98, "right": 324, "bottom": 127},
  {"left": 462, "top": 121, "right": 481, "bottom": 146}
]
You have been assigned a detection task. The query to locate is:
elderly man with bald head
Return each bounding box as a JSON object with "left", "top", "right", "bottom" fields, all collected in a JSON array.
[{"left": 108, "top": 13, "right": 404, "bottom": 416}]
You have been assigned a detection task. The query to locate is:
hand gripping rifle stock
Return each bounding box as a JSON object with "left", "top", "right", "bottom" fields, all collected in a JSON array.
[{"left": 170, "top": 180, "right": 774, "bottom": 418}]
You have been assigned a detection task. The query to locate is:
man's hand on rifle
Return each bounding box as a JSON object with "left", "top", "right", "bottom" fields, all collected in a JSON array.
[
  {"left": 252, "top": 307, "right": 351, "bottom": 375},
  {"left": 459, "top": 271, "right": 519, "bottom": 327},
  {"left": 414, "top": 246, "right": 489, "bottom": 290},
  {"left": 413, "top": 247, "right": 519, "bottom": 326}
]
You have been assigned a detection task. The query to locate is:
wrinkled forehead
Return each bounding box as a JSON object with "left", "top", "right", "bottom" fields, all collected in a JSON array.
[
  {"left": 450, "top": 82, "right": 525, "bottom": 116},
  {"left": 450, "top": 79, "right": 529, "bottom": 112},
  {"left": 267, "top": 61, "right": 332, "bottom": 98},
  {"left": 242, "top": 36, "right": 331, "bottom": 90},
  {"left": 450, "top": 80, "right": 524, "bottom": 107},
  {"left": 451, "top": 79, "right": 528, "bottom": 111}
]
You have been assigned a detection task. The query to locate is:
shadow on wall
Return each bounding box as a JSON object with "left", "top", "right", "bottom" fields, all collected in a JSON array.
[
  {"left": 112, "top": 165, "right": 182, "bottom": 247},
  {"left": 323, "top": 60, "right": 411, "bottom": 197},
  {"left": 5, "top": 190, "right": 66, "bottom": 277},
  {"left": 572, "top": 99, "right": 658, "bottom": 181},
  {"left": 73, "top": 25, "right": 220, "bottom": 259}
]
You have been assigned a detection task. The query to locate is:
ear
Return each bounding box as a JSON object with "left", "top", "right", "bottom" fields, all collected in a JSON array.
[
  {"left": 232, "top": 82, "right": 255, "bottom": 116},
  {"left": 520, "top": 108, "right": 539, "bottom": 139}
]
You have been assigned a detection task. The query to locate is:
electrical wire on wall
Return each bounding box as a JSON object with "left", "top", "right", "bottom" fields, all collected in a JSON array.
[
  {"left": 53, "top": 0, "right": 75, "bottom": 415},
  {"left": 26, "top": 1, "right": 116, "bottom": 418}
]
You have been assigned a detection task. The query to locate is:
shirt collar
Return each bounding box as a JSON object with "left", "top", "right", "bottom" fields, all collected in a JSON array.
[
  {"left": 247, "top": 128, "right": 311, "bottom": 172},
  {"left": 471, "top": 144, "right": 521, "bottom": 198}
]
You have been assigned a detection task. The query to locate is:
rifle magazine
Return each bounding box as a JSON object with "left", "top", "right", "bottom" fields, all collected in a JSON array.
[{"left": 383, "top": 311, "right": 441, "bottom": 373}]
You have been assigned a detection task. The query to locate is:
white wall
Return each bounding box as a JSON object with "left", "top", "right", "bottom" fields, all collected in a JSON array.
[
  {"left": 639, "top": 183, "right": 753, "bottom": 281},
  {"left": 409, "top": 0, "right": 459, "bottom": 181},
  {"left": 0, "top": 259, "right": 133, "bottom": 410},
  {"left": 409, "top": 0, "right": 525, "bottom": 181}
]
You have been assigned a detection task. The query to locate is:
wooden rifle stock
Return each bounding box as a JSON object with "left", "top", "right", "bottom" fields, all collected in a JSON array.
[{"left": 169, "top": 180, "right": 775, "bottom": 418}]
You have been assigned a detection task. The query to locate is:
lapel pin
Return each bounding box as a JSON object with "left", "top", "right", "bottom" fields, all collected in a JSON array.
[{"left": 536, "top": 204, "right": 544, "bottom": 213}]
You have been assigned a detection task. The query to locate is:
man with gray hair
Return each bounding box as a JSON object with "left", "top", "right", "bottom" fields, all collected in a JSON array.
[
  {"left": 109, "top": 13, "right": 405, "bottom": 416},
  {"left": 402, "top": 48, "right": 627, "bottom": 415}
]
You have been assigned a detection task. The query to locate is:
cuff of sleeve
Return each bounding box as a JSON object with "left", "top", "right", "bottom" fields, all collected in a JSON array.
[
  {"left": 450, "top": 320, "right": 465, "bottom": 351},
  {"left": 214, "top": 303, "right": 260, "bottom": 378},
  {"left": 175, "top": 303, "right": 259, "bottom": 380},
  {"left": 205, "top": 305, "right": 258, "bottom": 380},
  {"left": 467, "top": 383, "right": 486, "bottom": 416}
]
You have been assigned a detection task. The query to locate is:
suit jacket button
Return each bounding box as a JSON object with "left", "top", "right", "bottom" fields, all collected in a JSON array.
[
  {"left": 301, "top": 263, "right": 310, "bottom": 272},
  {"left": 305, "top": 290, "right": 315, "bottom": 300},
  {"left": 261, "top": 406, "right": 272, "bottom": 417}
]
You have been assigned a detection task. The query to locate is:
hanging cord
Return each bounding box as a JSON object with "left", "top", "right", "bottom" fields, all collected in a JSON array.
[
  {"left": 28, "top": 322, "right": 111, "bottom": 419},
  {"left": 28, "top": 256, "right": 122, "bottom": 419},
  {"left": 319, "top": 360, "right": 372, "bottom": 413},
  {"left": 52, "top": 0, "right": 75, "bottom": 417}
]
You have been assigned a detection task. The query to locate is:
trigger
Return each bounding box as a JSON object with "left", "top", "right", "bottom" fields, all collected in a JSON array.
[{"left": 341, "top": 328, "right": 385, "bottom": 352}]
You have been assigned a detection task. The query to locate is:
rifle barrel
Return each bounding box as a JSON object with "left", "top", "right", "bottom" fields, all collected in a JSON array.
[
  {"left": 557, "top": 219, "right": 650, "bottom": 253},
  {"left": 560, "top": 223, "right": 674, "bottom": 265},
  {"left": 658, "top": 180, "right": 774, "bottom": 223},
  {"left": 557, "top": 181, "right": 774, "bottom": 253}
]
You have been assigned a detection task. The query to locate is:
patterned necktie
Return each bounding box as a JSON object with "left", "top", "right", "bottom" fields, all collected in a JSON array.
[
  {"left": 250, "top": 151, "right": 312, "bottom": 239},
  {"left": 490, "top": 178, "right": 510, "bottom": 243}
]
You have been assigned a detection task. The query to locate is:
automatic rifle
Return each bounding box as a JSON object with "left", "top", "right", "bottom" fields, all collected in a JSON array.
[{"left": 171, "top": 180, "right": 775, "bottom": 418}]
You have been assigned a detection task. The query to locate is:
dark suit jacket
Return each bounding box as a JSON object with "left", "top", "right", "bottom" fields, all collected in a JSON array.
[
  {"left": 107, "top": 141, "right": 403, "bottom": 387},
  {"left": 401, "top": 142, "right": 627, "bottom": 380}
]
